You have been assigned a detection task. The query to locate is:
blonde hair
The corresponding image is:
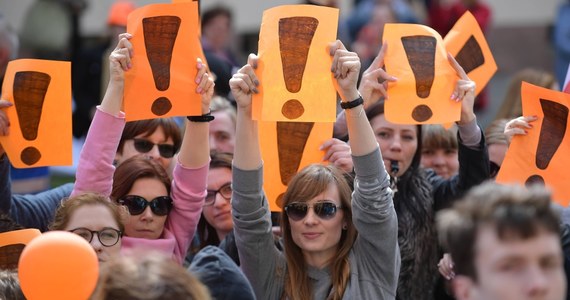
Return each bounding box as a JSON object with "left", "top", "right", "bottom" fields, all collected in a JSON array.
[
  {"left": 485, "top": 118, "right": 510, "bottom": 146},
  {"left": 421, "top": 124, "right": 458, "bottom": 152}
]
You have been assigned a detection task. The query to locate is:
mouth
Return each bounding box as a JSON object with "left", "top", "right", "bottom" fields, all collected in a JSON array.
[
  {"left": 302, "top": 232, "right": 321, "bottom": 239},
  {"left": 215, "top": 211, "right": 231, "bottom": 219}
]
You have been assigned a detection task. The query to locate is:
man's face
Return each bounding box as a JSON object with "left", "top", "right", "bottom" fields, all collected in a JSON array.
[{"left": 455, "top": 226, "right": 566, "bottom": 300}]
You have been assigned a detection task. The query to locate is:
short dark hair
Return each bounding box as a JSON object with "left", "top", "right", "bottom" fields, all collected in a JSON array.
[
  {"left": 117, "top": 118, "right": 182, "bottom": 156},
  {"left": 111, "top": 156, "right": 171, "bottom": 202},
  {"left": 201, "top": 6, "right": 231, "bottom": 29},
  {"left": 437, "top": 182, "right": 560, "bottom": 280}
]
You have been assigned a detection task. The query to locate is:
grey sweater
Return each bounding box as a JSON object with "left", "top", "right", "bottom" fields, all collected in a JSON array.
[{"left": 232, "top": 149, "right": 400, "bottom": 300}]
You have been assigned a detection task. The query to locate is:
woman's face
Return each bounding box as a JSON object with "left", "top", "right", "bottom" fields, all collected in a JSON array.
[
  {"left": 421, "top": 147, "right": 459, "bottom": 179},
  {"left": 123, "top": 178, "right": 168, "bottom": 240},
  {"left": 116, "top": 126, "right": 175, "bottom": 171},
  {"left": 288, "top": 183, "right": 346, "bottom": 268},
  {"left": 203, "top": 167, "right": 233, "bottom": 241},
  {"left": 64, "top": 204, "right": 122, "bottom": 263},
  {"left": 370, "top": 113, "right": 418, "bottom": 176}
]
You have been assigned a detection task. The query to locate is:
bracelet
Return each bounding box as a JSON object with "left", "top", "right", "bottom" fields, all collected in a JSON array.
[
  {"left": 340, "top": 96, "right": 364, "bottom": 109},
  {"left": 187, "top": 111, "right": 215, "bottom": 122}
]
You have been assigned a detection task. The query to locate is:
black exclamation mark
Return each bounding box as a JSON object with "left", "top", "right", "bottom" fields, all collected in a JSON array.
[
  {"left": 401, "top": 35, "right": 436, "bottom": 122},
  {"left": 275, "top": 17, "right": 318, "bottom": 206},
  {"left": 525, "top": 99, "right": 568, "bottom": 186},
  {"left": 454, "top": 35, "right": 484, "bottom": 74},
  {"left": 143, "top": 16, "right": 181, "bottom": 116},
  {"left": 13, "top": 71, "right": 50, "bottom": 166}
]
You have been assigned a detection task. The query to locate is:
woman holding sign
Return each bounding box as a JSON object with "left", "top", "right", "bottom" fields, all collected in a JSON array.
[
  {"left": 359, "top": 44, "right": 489, "bottom": 300},
  {"left": 71, "top": 33, "right": 214, "bottom": 264},
  {"left": 229, "top": 41, "right": 400, "bottom": 299}
]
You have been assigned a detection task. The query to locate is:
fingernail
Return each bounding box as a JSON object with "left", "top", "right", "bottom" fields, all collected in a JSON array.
[
  {"left": 391, "top": 76, "right": 398, "bottom": 81},
  {"left": 331, "top": 67, "right": 335, "bottom": 73},
  {"left": 196, "top": 77, "right": 201, "bottom": 84},
  {"left": 524, "top": 130, "right": 528, "bottom": 134},
  {"left": 127, "top": 63, "right": 132, "bottom": 69},
  {"left": 528, "top": 124, "right": 533, "bottom": 128},
  {"left": 196, "top": 87, "right": 202, "bottom": 93},
  {"left": 446, "top": 276, "right": 451, "bottom": 280},
  {"left": 253, "top": 87, "right": 259, "bottom": 94},
  {"left": 254, "top": 79, "right": 260, "bottom": 86},
  {"left": 450, "top": 94, "right": 456, "bottom": 100}
]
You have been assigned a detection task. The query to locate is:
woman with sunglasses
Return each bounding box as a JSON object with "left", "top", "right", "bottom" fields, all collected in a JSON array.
[
  {"left": 71, "top": 33, "right": 214, "bottom": 264},
  {"left": 51, "top": 193, "right": 124, "bottom": 264},
  {"left": 358, "top": 47, "right": 489, "bottom": 300},
  {"left": 229, "top": 41, "right": 399, "bottom": 299}
]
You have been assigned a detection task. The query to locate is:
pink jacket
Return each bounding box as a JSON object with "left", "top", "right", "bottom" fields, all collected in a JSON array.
[{"left": 72, "top": 108, "right": 207, "bottom": 264}]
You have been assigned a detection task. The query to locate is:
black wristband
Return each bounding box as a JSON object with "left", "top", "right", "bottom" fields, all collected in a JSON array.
[
  {"left": 340, "top": 96, "right": 364, "bottom": 109},
  {"left": 187, "top": 111, "right": 215, "bottom": 122}
]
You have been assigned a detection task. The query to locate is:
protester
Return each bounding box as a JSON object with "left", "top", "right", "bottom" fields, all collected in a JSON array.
[
  {"left": 71, "top": 33, "right": 214, "bottom": 264},
  {"left": 437, "top": 182, "right": 566, "bottom": 300},
  {"left": 358, "top": 45, "right": 489, "bottom": 299},
  {"left": 421, "top": 124, "right": 459, "bottom": 179},
  {"left": 230, "top": 41, "right": 399, "bottom": 299}
]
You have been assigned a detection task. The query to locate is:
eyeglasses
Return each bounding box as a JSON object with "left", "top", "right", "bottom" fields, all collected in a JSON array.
[
  {"left": 118, "top": 195, "right": 173, "bottom": 216},
  {"left": 490, "top": 161, "right": 501, "bottom": 178},
  {"left": 132, "top": 138, "right": 177, "bottom": 158},
  {"left": 205, "top": 183, "right": 232, "bottom": 206},
  {"left": 69, "top": 227, "right": 122, "bottom": 247},
  {"left": 284, "top": 201, "right": 342, "bottom": 221}
]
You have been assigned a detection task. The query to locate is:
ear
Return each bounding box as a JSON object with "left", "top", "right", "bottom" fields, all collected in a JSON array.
[{"left": 452, "top": 275, "right": 475, "bottom": 300}]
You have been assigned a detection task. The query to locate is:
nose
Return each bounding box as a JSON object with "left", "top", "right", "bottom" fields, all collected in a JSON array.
[
  {"left": 525, "top": 267, "right": 549, "bottom": 297},
  {"left": 140, "top": 206, "right": 154, "bottom": 221},
  {"left": 147, "top": 144, "right": 161, "bottom": 160},
  {"left": 214, "top": 192, "right": 229, "bottom": 207},
  {"left": 90, "top": 234, "right": 103, "bottom": 252},
  {"left": 389, "top": 136, "right": 402, "bottom": 152},
  {"left": 303, "top": 207, "right": 319, "bottom": 225},
  {"left": 209, "top": 135, "right": 218, "bottom": 152},
  {"left": 432, "top": 153, "right": 446, "bottom": 166}
]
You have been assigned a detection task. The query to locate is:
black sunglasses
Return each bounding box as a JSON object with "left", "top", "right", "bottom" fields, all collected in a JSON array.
[
  {"left": 284, "top": 201, "right": 342, "bottom": 221},
  {"left": 133, "top": 138, "right": 177, "bottom": 158},
  {"left": 490, "top": 161, "right": 501, "bottom": 178},
  {"left": 205, "top": 182, "right": 232, "bottom": 206},
  {"left": 118, "top": 195, "right": 173, "bottom": 216},
  {"left": 69, "top": 227, "right": 122, "bottom": 247}
]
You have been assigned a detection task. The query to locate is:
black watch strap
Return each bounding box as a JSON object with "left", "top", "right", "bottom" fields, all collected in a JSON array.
[
  {"left": 187, "top": 111, "right": 215, "bottom": 122},
  {"left": 340, "top": 96, "right": 364, "bottom": 109}
]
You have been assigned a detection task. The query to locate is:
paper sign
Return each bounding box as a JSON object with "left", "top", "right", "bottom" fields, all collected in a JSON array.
[
  {"left": 0, "top": 229, "right": 41, "bottom": 269},
  {"left": 0, "top": 59, "right": 72, "bottom": 168},
  {"left": 444, "top": 11, "right": 497, "bottom": 96},
  {"left": 253, "top": 5, "right": 339, "bottom": 122},
  {"left": 125, "top": 2, "right": 205, "bottom": 121},
  {"left": 383, "top": 23, "right": 460, "bottom": 124},
  {"left": 260, "top": 121, "right": 333, "bottom": 211},
  {"left": 496, "top": 82, "right": 570, "bottom": 205}
]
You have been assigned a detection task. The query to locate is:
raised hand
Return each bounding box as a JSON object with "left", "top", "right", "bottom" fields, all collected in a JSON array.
[
  {"left": 358, "top": 42, "right": 397, "bottom": 107},
  {"left": 504, "top": 115, "right": 538, "bottom": 143},
  {"left": 108, "top": 33, "right": 133, "bottom": 85},
  {"left": 321, "top": 138, "right": 353, "bottom": 173},
  {"left": 448, "top": 53, "right": 476, "bottom": 125},
  {"left": 329, "top": 40, "right": 360, "bottom": 102},
  {"left": 195, "top": 58, "right": 215, "bottom": 113},
  {"left": 229, "top": 54, "right": 259, "bottom": 111}
]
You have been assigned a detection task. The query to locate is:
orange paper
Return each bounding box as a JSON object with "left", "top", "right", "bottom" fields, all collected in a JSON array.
[
  {"left": 444, "top": 11, "right": 497, "bottom": 96},
  {"left": 0, "top": 229, "right": 41, "bottom": 247},
  {"left": 260, "top": 121, "right": 333, "bottom": 211},
  {"left": 383, "top": 23, "right": 460, "bottom": 124},
  {"left": 125, "top": 2, "right": 205, "bottom": 121},
  {"left": 253, "top": 5, "right": 339, "bottom": 122},
  {"left": 496, "top": 82, "right": 570, "bottom": 205},
  {"left": 0, "top": 59, "right": 72, "bottom": 168}
]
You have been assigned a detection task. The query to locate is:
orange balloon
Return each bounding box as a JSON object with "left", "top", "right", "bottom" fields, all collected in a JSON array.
[{"left": 18, "top": 231, "right": 99, "bottom": 300}]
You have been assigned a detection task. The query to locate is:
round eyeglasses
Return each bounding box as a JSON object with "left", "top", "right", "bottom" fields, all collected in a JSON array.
[
  {"left": 204, "top": 183, "right": 232, "bottom": 206},
  {"left": 69, "top": 227, "right": 122, "bottom": 247}
]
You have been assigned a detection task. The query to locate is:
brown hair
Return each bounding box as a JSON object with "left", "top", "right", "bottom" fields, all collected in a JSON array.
[
  {"left": 50, "top": 193, "right": 124, "bottom": 233},
  {"left": 193, "top": 151, "right": 234, "bottom": 253},
  {"left": 485, "top": 118, "right": 510, "bottom": 146},
  {"left": 437, "top": 182, "right": 560, "bottom": 281},
  {"left": 280, "top": 164, "right": 356, "bottom": 300},
  {"left": 117, "top": 118, "right": 182, "bottom": 155},
  {"left": 110, "top": 156, "right": 171, "bottom": 202},
  {"left": 421, "top": 124, "right": 458, "bottom": 152},
  {"left": 495, "top": 69, "right": 556, "bottom": 120},
  {"left": 91, "top": 252, "right": 211, "bottom": 300}
]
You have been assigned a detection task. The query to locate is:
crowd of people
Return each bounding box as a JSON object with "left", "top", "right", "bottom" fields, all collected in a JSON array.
[{"left": 0, "top": 0, "right": 569, "bottom": 299}]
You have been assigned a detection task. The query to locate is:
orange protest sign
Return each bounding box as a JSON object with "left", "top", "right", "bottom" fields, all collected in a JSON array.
[
  {"left": 253, "top": 5, "right": 339, "bottom": 122},
  {"left": 0, "top": 229, "right": 41, "bottom": 270},
  {"left": 125, "top": 2, "right": 205, "bottom": 121},
  {"left": 0, "top": 59, "right": 72, "bottom": 168},
  {"left": 496, "top": 82, "right": 570, "bottom": 205},
  {"left": 444, "top": 11, "right": 497, "bottom": 96},
  {"left": 260, "top": 121, "right": 333, "bottom": 211},
  {"left": 383, "top": 23, "right": 459, "bottom": 124}
]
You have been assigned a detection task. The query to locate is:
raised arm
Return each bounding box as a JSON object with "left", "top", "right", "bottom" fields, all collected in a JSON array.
[
  {"left": 178, "top": 58, "right": 214, "bottom": 168},
  {"left": 230, "top": 54, "right": 261, "bottom": 170}
]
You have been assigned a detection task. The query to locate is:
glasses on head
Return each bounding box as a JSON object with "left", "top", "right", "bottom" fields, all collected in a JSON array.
[
  {"left": 69, "top": 227, "right": 122, "bottom": 247},
  {"left": 284, "top": 201, "right": 342, "bottom": 221},
  {"left": 490, "top": 161, "right": 501, "bottom": 178},
  {"left": 132, "top": 138, "right": 177, "bottom": 158},
  {"left": 118, "top": 195, "right": 173, "bottom": 216},
  {"left": 204, "top": 183, "right": 232, "bottom": 206}
]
